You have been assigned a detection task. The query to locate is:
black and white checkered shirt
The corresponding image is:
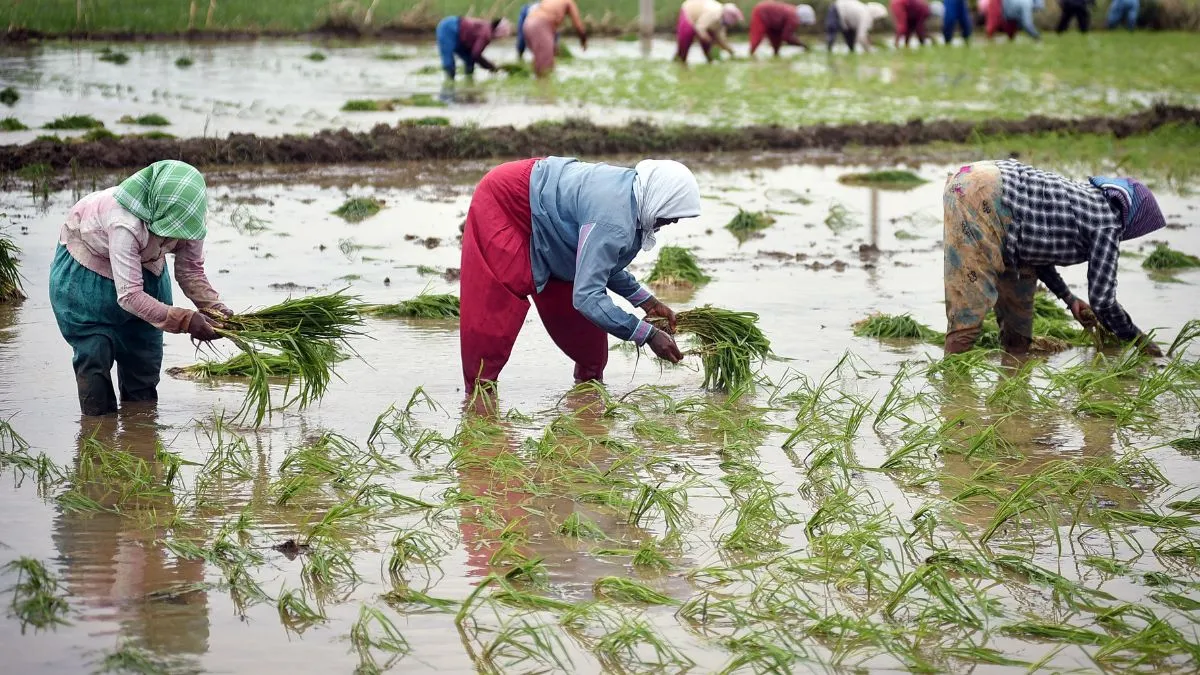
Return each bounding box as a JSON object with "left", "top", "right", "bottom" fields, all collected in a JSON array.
[{"left": 997, "top": 159, "right": 1138, "bottom": 340}]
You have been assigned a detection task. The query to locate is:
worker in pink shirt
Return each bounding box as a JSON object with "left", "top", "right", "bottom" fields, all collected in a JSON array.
[
  {"left": 435, "top": 15, "right": 514, "bottom": 80},
  {"left": 523, "top": 0, "right": 588, "bottom": 76},
  {"left": 749, "top": 2, "right": 818, "bottom": 56},
  {"left": 677, "top": 0, "right": 745, "bottom": 63}
]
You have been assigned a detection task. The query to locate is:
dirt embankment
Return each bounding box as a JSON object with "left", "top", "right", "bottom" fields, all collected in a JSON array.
[{"left": 2, "top": 104, "right": 1196, "bottom": 173}]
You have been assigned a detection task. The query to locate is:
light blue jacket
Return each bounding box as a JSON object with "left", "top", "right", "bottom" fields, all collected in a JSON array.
[
  {"left": 529, "top": 157, "right": 656, "bottom": 345},
  {"left": 1002, "top": 0, "right": 1043, "bottom": 38}
]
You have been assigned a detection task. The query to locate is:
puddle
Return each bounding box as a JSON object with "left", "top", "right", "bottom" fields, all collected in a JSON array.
[{"left": 1, "top": 153, "right": 1199, "bottom": 672}]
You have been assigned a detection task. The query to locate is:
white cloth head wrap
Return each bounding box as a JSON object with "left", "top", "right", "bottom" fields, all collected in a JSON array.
[{"left": 632, "top": 160, "right": 701, "bottom": 252}]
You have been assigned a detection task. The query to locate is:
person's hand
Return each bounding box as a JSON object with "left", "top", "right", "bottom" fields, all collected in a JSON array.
[
  {"left": 579, "top": 34, "right": 588, "bottom": 50},
  {"left": 1133, "top": 333, "right": 1163, "bottom": 357},
  {"left": 188, "top": 312, "right": 221, "bottom": 342},
  {"left": 642, "top": 298, "right": 677, "bottom": 333},
  {"left": 1069, "top": 298, "right": 1097, "bottom": 329},
  {"left": 648, "top": 330, "right": 683, "bottom": 363},
  {"left": 212, "top": 304, "right": 235, "bottom": 318}
]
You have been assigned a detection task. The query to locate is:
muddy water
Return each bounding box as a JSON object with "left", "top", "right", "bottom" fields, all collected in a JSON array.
[{"left": 1, "top": 154, "right": 1199, "bottom": 672}]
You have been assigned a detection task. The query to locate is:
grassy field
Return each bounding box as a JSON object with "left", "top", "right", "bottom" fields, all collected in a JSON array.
[{"left": 4, "top": 0, "right": 1199, "bottom": 35}]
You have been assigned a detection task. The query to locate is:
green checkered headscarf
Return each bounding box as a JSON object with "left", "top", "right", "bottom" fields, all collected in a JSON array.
[{"left": 114, "top": 160, "right": 208, "bottom": 240}]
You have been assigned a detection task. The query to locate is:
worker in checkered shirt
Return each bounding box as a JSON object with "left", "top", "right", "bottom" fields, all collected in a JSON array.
[{"left": 942, "top": 159, "right": 1166, "bottom": 357}]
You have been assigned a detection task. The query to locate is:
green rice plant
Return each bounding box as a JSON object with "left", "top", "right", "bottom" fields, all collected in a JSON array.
[
  {"left": 400, "top": 116, "right": 450, "bottom": 126},
  {"left": 498, "top": 62, "right": 531, "bottom": 77},
  {"left": 853, "top": 313, "right": 941, "bottom": 341},
  {"left": 0, "top": 117, "right": 27, "bottom": 131},
  {"left": 1082, "top": 556, "right": 1131, "bottom": 575},
  {"left": 350, "top": 605, "right": 410, "bottom": 671},
  {"left": 594, "top": 617, "right": 694, "bottom": 671},
  {"left": 719, "top": 632, "right": 801, "bottom": 673},
  {"left": 720, "top": 485, "right": 796, "bottom": 554},
  {"left": 1151, "top": 591, "right": 1200, "bottom": 611},
  {"left": 305, "top": 51, "right": 326, "bottom": 61},
  {"left": 382, "top": 585, "right": 457, "bottom": 612},
  {"left": 117, "top": 114, "right": 170, "bottom": 126},
  {"left": 81, "top": 128, "right": 119, "bottom": 142},
  {"left": 332, "top": 196, "right": 384, "bottom": 222},
  {"left": 0, "top": 87, "right": 18, "bottom": 105},
  {"left": 645, "top": 246, "right": 710, "bottom": 288},
  {"left": 361, "top": 293, "right": 459, "bottom": 318},
  {"left": 97, "top": 48, "right": 129, "bottom": 64},
  {"left": 627, "top": 480, "right": 691, "bottom": 534},
  {"left": 651, "top": 306, "right": 772, "bottom": 391},
  {"left": 824, "top": 202, "right": 856, "bottom": 233},
  {"left": 0, "top": 232, "right": 27, "bottom": 302},
  {"left": 211, "top": 290, "right": 365, "bottom": 425},
  {"left": 3, "top": 557, "right": 69, "bottom": 633},
  {"left": 838, "top": 169, "right": 927, "bottom": 189},
  {"left": 943, "top": 645, "right": 1028, "bottom": 667},
  {"left": 1000, "top": 621, "right": 1111, "bottom": 646},
  {"left": 395, "top": 93, "right": 446, "bottom": 108},
  {"left": 341, "top": 99, "right": 389, "bottom": 111},
  {"left": 592, "top": 576, "right": 678, "bottom": 605},
  {"left": 1143, "top": 243, "right": 1200, "bottom": 269},
  {"left": 558, "top": 512, "right": 605, "bottom": 540},
  {"left": 95, "top": 643, "right": 182, "bottom": 674},
  {"left": 175, "top": 56, "right": 193, "bottom": 67},
  {"left": 139, "top": 131, "right": 175, "bottom": 140},
  {"left": 632, "top": 538, "right": 673, "bottom": 570},
  {"left": 169, "top": 343, "right": 345, "bottom": 379},
  {"left": 386, "top": 529, "right": 447, "bottom": 578},
  {"left": 478, "top": 616, "right": 575, "bottom": 672},
  {"left": 1168, "top": 497, "right": 1200, "bottom": 513},
  {"left": 44, "top": 114, "right": 103, "bottom": 130},
  {"left": 277, "top": 587, "right": 325, "bottom": 632},
  {"left": 1168, "top": 319, "right": 1200, "bottom": 357},
  {"left": 725, "top": 208, "right": 775, "bottom": 241}
]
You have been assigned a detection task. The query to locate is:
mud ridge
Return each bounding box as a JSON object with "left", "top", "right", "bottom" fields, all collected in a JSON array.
[{"left": 2, "top": 104, "right": 1196, "bottom": 173}]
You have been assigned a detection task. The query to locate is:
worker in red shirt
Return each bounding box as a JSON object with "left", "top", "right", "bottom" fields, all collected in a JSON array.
[{"left": 749, "top": 2, "right": 818, "bottom": 56}]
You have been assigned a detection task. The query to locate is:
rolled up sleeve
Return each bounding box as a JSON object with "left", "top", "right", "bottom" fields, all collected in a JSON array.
[
  {"left": 573, "top": 223, "right": 655, "bottom": 344},
  {"left": 111, "top": 228, "right": 192, "bottom": 333},
  {"left": 172, "top": 240, "right": 227, "bottom": 314}
]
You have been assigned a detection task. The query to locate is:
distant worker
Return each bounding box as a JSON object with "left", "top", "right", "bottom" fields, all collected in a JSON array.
[
  {"left": 942, "top": 0, "right": 973, "bottom": 43},
  {"left": 889, "top": 0, "right": 937, "bottom": 46},
  {"left": 1056, "top": 0, "right": 1093, "bottom": 32},
  {"left": 1106, "top": 0, "right": 1138, "bottom": 29},
  {"left": 987, "top": 0, "right": 1043, "bottom": 39},
  {"left": 436, "top": 15, "right": 514, "bottom": 80},
  {"left": 677, "top": 0, "right": 745, "bottom": 64},
  {"left": 517, "top": 3, "right": 560, "bottom": 60},
  {"left": 749, "top": 2, "right": 817, "bottom": 56},
  {"left": 524, "top": 0, "right": 588, "bottom": 76},
  {"left": 943, "top": 160, "right": 1165, "bottom": 357},
  {"left": 825, "top": 0, "right": 889, "bottom": 52}
]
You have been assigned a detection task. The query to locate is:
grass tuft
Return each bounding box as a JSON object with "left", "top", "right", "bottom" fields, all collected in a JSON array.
[
  {"left": 853, "top": 313, "right": 941, "bottom": 340},
  {"left": 725, "top": 209, "right": 775, "bottom": 241},
  {"left": 1143, "top": 243, "right": 1200, "bottom": 269},
  {"left": 3, "top": 557, "right": 70, "bottom": 633},
  {"left": 645, "top": 246, "right": 710, "bottom": 288},
  {"left": 0, "top": 117, "right": 28, "bottom": 131},
  {"left": 592, "top": 576, "right": 678, "bottom": 605},
  {"left": 118, "top": 113, "right": 171, "bottom": 126},
  {"left": 305, "top": 51, "right": 326, "bottom": 61},
  {"left": 43, "top": 114, "right": 104, "bottom": 130},
  {"left": 0, "top": 233, "right": 26, "bottom": 302},
  {"left": 175, "top": 56, "right": 194, "bottom": 68},
  {"left": 838, "top": 169, "right": 927, "bottom": 189},
  {"left": 97, "top": 48, "right": 129, "bottom": 64},
  {"left": 361, "top": 292, "right": 459, "bottom": 319},
  {"left": 333, "top": 196, "right": 384, "bottom": 222},
  {"left": 0, "top": 87, "right": 18, "bottom": 105}
]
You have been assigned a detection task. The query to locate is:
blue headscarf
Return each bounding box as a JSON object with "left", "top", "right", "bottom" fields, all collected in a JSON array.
[{"left": 1089, "top": 176, "right": 1165, "bottom": 241}]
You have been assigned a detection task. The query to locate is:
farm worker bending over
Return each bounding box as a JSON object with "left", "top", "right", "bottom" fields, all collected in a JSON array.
[
  {"left": 825, "top": 0, "right": 889, "bottom": 51},
  {"left": 436, "top": 15, "right": 514, "bottom": 80},
  {"left": 524, "top": 0, "right": 588, "bottom": 76},
  {"left": 517, "top": 3, "right": 559, "bottom": 59},
  {"left": 890, "top": 0, "right": 937, "bottom": 46},
  {"left": 1056, "top": 0, "right": 1093, "bottom": 33},
  {"left": 677, "top": 0, "right": 745, "bottom": 63},
  {"left": 987, "top": 0, "right": 1043, "bottom": 39},
  {"left": 942, "top": 160, "right": 1166, "bottom": 356},
  {"left": 941, "top": 0, "right": 972, "bottom": 42},
  {"left": 459, "top": 157, "right": 702, "bottom": 394},
  {"left": 50, "top": 160, "right": 231, "bottom": 416},
  {"left": 749, "top": 2, "right": 817, "bottom": 56},
  {"left": 1106, "top": 0, "right": 1138, "bottom": 29}
]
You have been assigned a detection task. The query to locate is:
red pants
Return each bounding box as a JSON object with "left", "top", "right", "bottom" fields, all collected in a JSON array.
[
  {"left": 985, "top": 0, "right": 1018, "bottom": 38},
  {"left": 459, "top": 158, "right": 608, "bottom": 393},
  {"left": 749, "top": 5, "right": 804, "bottom": 55},
  {"left": 891, "top": 0, "right": 931, "bottom": 45}
]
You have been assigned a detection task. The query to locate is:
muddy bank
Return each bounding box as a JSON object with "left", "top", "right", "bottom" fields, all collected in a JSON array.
[{"left": 2, "top": 104, "right": 1196, "bottom": 173}]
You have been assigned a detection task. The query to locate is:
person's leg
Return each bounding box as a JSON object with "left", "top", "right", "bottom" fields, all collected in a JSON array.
[
  {"left": 892, "top": 1, "right": 908, "bottom": 46},
  {"left": 455, "top": 44, "right": 475, "bottom": 76},
  {"left": 1056, "top": 2, "right": 1071, "bottom": 32},
  {"left": 843, "top": 28, "right": 857, "bottom": 50},
  {"left": 986, "top": 0, "right": 1004, "bottom": 37},
  {"left": 531, "top": 279, "right": 609, "bottom": 383},
  {"left": 942, "top": 163, "right": 1007, "bottom": 354},
  {"left": 49, "top": 245, "right": 119, "bottom": 416},
  {"left": 993, "top": 268, "right": 1036, "bottom": 355},
  {"left": 114, "top": 267, "right": 171, "bottom": 404},
  {"left": 436, "top": 17, "right": 459, "bottom": 79},
  {"left": 749, "top": 7, "right": 766, "bottom": 55},
  {"left": 1125, "top": 0, "right": 1139, "bottom": 29},
  {"left": 1079, "top": 4, "right": 1091, "bottom": 31},
  {"left": 677, "top": 9, "right": 696, "bottom": 61},
  {"left": 524, "top": 16, "right": 555, "bottom": 76},
  {"left": 960, "top": 0, "right": 973, "bottom": 39},
  {"left": 516, "top": 4, "right": 530, "bottom": 58}
]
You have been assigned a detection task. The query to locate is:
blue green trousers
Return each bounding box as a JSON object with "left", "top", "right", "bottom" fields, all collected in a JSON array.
[{"left": 49, "top": 245, "right": 172, "bottom": 416}]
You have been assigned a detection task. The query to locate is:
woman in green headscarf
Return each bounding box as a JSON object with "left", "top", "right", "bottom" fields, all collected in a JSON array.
[{"left": 50, "top": 160, "right": 231, "bottom": 416}]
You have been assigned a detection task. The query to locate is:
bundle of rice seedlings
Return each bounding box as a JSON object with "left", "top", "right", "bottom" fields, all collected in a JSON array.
[
  {"left": 498, "top": 63, "right": 531, "bottom": 77},
  {"left": 0, "top": 233, "right": 26, "bottom": 303},
  {"left": 650, "top": 305, "right": 772, "bottom": 391},
  {"left": 361, "top": 293, "right": 459, "bottom": 319},
  {"left": 333, "top": 197, "right": 384, "bottom": 222},
  {"left": 210, "top": 291, "right": 365, "bottom": 425},
  {"left": 167, "top": 344, "right": 345, "bottom": 380},
  {"left": 725, "top": 209, "right": 775, "bottom": 241},
  {"left": 645, "top": 246, "right": 710, "bottom": 288},
  {"left": 837, "top": 169, "right": 927, "bottom": 190},
  {"left": 1143, "top": 244, "right": 1200, "bottom": 270},
  {"left": 1167, "top": 319, "right": 1200, "bottom": 357},
  {"left": 853, "top": 313, "right": 942, "bottom": 341}
]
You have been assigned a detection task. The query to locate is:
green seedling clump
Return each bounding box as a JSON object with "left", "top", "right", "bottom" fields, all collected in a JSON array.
[
  {"left": 175, "top": 56, "right": 194, "bottom": 68},
  {"left": 81, "top": 128, "right": 119, "bottom": 142},
  {"left": 342, "top": 99, "right": 388, "bottom": 112},
  {"left": 854, "top": 313, "right": 941, "bottom": 340},
  {"left": 0, "top": 87, "right": 19, "bottom": 105},
  {"left": 838, "top": 169, "right": 928, "bottom": 189},
  {"left": 306, "top": 51, "right": 327, "bottom": 61},
  {"left": 1, "top": 232, "right": 27, "bottom": 303},
  {"left": 118, "top": 113, "right": 171, "bottom": 126},
  {"left": 43, "top": 115, "right": 104, "bottom": 130},
  {"left": 3, "top": 557, "right": 70, "bottom": 632},
  {"left": 652, "top": 305, "right": 772, "bottom": 390},
  {"left": 1143, "top": 243, "right": 1200, "bottom": 270},
  {"left": 333, "top": 197, "right": 384, "bottom": 222},
  {"left": 1169, "top": 437, "right": 1200, "bottom": 454},
  {"left": 396, "top": 93, "right": 446, "bottom": 108},
  {"left": 0, "top": 117, "right": 27, "bottom": 131},
  {"left": 362, "top": 293, "right": 459, "bottom": 319},
  {"left": 97, "top": 48, "right": 130, "bottom": 64},
  {"left": 825, "top": 203, "right": 856, "bottom": 233},
  {"left": 725, "top": 209, "right": 775, "bottom": 241},
  {"left": 140, "top": 131, "right": 175, "bottom": 140},
  {"left": 499, "top": 63, "right": 531, "bottom": 77},
  {"left": 169, "top": 343, "right": 344, "bottom": 380},
  {"left": 645, "top": 246, "right": 710, "bottom": 288},
  {"left": 592, "top": 576, "right": 677, "bottom": 605},
  {"left": 400, "top": 116, "right": 450, "bottom": 127}
]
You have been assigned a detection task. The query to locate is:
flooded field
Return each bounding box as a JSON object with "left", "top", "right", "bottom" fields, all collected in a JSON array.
[
  {"left": 2, "top": 151, "right": 1199, "bottom": 672},
  {"left": 1, "top": 32, "right": 1198, "bottom": 145}
]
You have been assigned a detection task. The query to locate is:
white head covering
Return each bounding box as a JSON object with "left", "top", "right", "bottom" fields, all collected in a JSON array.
[
  {"left": 632, "top": 160, "right": 701, "bottom": 252},
  {"left": 721, "top": 2, "right": 745, "bottom": 25},
  {"left": 493, "top": 17, "right": 514, "bottom": 38},
  {"left": 795, "top": 4, "right": 817, "bottom": 24},
  {"left": 866, "top": 2, "right": 889, "bottom": 20},
  {"left": 929, "top": 1, "right": 945, "bottom": 18}
]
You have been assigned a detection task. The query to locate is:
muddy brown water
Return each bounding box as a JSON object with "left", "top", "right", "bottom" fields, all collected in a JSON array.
[{"left": 1, "top": 154, "right": 1199, "bottom": 672}]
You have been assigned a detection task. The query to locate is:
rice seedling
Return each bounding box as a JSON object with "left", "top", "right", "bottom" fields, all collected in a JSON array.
[
  {"left": 341, "top": 99, "right": 389, "bottom": 111},
  {"left": 853, "top": 313, "right": 942, "bottom": 341},
  {"left": 0, "top": 117, "right": 27, "bottom": 131},
  {"left": 209, "top": 291, "right": 365, "bottom": 425},
  {"left": 838, "top": 169, "right": 927, "bottom": 189},
  {"left": 175, "top": 56, "right": 193, "bottom": 67},
  {"left": 97, "top": 47, "right": 129, "bottom": 64},
  {"left": 999, "top": 621, "right": 1111, "bottom": 646},
  {"left": 1142, "top": 243, "right": 1200, "bottom": 269},
  {"left": 306, "top": 51, "right": 326, "bottom": 61},
  {"left": 645, "top": 246, "right": 711, "bottom": 288},
  {"left": 43, "top": 114, "right": 104, "bottom": 130},
  {"left": 139, "top": 130, "right": 175, "bottom": 140},
  {"left": 0, "top": 232, "right": 27, "bottom": 302},
  {"left": 825, "top": 202, "right": 857, "bottom": 233},
  {"left": 943, "top": 645, "right": 1028, "bottom": 667},
  {"left": 1082, "top": 556, "right": 1131, "bottom": 575},
  {"left": 725, "top": 209, "right": 775, "bottom": 241},
  {"left": 478, "top": 616, "right": 575, "bottom": 673},
  {"left": 650, "top": 306, "right": 772, "bottom": 391},
  {"left": 720, "top": 485, "right": 797, "bottom": 554},
  {"left": 0, "top": 86, "right": 18, "bottom": 105},
  {"left": 627, "top": 480, "right": 692, "bottom": 534},
  {"left": 169, "top": 343, "right": 345, "bottom": 380},
  {"left": 360, "top": 292, "right": 459, "bottom": 319},
  {"left": 592, "top": 576, "right": 678, "bottom": 605},
  {"left": 498, "top": 62, "right": 531, "bottom": 77},
  {"left": 95, "top": 643, "right": 182, "bottom": 674},
  {"left": 350, "top": 604, "right": 410, "bottom": 670},
  {"left": 1168, "top": 319, "right": 1200, "bottom": 357},
  {"left": 3, "top": 557, "right": 70, "bottom": 633},
  {"left": 382, "top": 584, "right": 458, "bottom": 612},
  {"left": 1151, "top": 590, "right": 1200, "bottom": 611},
  {"left": 81, "top": 128, "right": 119, "bottom": 142},
  {"left": 332, "top": 196, "right": 384, "bottom": 222},
  {"left": 558, "top": 512, "right": 606, "bottom": 540},
  {"left": 399, "top": 116, "right": 450, "bottom": 126},
  {"left": 277, "top": 587, "right": 326, "bottom": 632},
  {"left": 594, "top": 617, "right": 694, "bottom": 671},
  {"left": 117, "top": 114, "right": 170, "bottom": 126},
  {"left": 633, "top": 538, "right": 673, "bottom": 570}
]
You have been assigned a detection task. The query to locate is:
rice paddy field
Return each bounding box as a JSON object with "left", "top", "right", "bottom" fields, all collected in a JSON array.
[{"left": 1, "top": 26, "right": 1200, "bottom": 675}]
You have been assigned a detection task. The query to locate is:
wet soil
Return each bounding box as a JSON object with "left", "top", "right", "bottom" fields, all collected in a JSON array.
[{"left": 3, "top": 104, "right": 1197, "bottom": 173}]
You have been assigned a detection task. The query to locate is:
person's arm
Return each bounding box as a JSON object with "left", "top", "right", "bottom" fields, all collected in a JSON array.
[
  {"left": 474, "top": 53, "right": 497, "bottom": 71},
  {"left": 1035, "top": 266, "right": 1075, "bottom": 304},
  {"left": 1086, "top": 228, "right": 1140, "bottom": 341},
  {"left": 607, "top": 268, "right": 654, "bottom": 308},
  {"left": 471, "top": 33, "right": 497, "bottom": 70},
  {"left": 712, "top": 24, "right": 737, "bottom": 55},
  {"left": 172, "top": 239, "right": 231, "bottom": 316},
  {"left": 566, "top": 0, "right": 588, "bottom": 47},
  {"left": 1019, "top": 1, "right": 1041, "bottom": 37},
  {"left": 573, "top": 222, "right": 656, "bottom": 345},
  {"left": 857, "top": 16, "right": 875, "bottom": 50},
  {"left": 110, "top": 228, "right": 193, "bottom": 333}
]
